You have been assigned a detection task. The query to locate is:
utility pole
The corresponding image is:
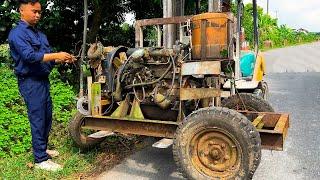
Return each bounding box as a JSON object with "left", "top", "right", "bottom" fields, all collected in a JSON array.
[{"left": 267, "top": 0, "right": 269, "bottom": 15}]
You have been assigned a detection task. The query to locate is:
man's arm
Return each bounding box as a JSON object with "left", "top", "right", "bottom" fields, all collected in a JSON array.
[
  {"left": 9, "top": 32, "right": 75, "bottom": 64},
  {"left": 43, "top": 52, "right": 74, "bottom": 63}
]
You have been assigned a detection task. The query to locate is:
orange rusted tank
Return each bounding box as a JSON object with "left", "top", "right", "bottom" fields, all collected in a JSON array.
[{"left": 191, "top": 13, "right": 233, "bottom": 60}]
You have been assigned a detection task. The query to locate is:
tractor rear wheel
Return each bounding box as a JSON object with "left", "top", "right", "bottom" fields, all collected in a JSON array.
[
  {"left": 173, "top": 107, "right": 261, "bottom": 180},
  {"left": 222, "top": 93, "right": 274, "bottom": 112},
  {"left": 68, "top": 112, "right": 105, "bottom": 149}
]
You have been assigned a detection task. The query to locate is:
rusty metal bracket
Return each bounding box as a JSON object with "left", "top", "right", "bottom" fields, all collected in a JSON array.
[
  {"left": 181, "top": 61, "right": 221, "bottom": 75},
  {"left": 111, "top": 95, "right": 130, "bottom": 118},
  {"left": 180, "top": 88, "right": 221, "bottom": 100},
  {"left": 129, "top": 98, "right": 145, "bottom": 119},
  {"left": 82, "top": 116, "right": 177, "bottom": 138},
  {"left": 241, "top": 111, "right": 290, "bottom": 151}
]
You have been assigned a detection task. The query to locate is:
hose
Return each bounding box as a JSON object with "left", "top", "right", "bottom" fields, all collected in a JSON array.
[
  {"left": 124, "top": 62, "right": 173, "bottom": 89},
  {"left": 154, "top": 55, "right": 176, "bottom": 104}
]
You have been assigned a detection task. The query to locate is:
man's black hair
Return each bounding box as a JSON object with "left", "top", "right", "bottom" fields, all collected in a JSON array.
[{"left": 19, "top": 0, "right": 40, "bottom": 6}]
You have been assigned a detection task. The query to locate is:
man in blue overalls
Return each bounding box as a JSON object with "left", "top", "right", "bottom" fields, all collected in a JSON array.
[{"left": 8, "top": 0, "right": 76, "bottom": 171}]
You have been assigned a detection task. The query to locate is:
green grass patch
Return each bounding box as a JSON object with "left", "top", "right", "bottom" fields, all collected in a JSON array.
[
  {"left": 0, "top": 64, "right": 101, "bottom": 179},
  {"left": 0, "top": 139, "right": 98, "bottom": 180}
]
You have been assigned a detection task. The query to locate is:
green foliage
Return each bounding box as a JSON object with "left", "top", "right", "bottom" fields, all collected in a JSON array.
[
  {"left": 242, "top": 3, "right": 320, "bottom": 49},
  {"left": 0, "top": 55, "right": 75, "bottom": 158},
  {"left": 0, "top": 44, "right": 11, "bottom": 66}
]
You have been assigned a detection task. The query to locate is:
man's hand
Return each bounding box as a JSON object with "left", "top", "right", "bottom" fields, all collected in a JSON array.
[
  {"left": 54, "top": 52, "right": 77, "bottom": 63},
  {"left": 43, "top": 52, "right": 77, "bottom": 63}
]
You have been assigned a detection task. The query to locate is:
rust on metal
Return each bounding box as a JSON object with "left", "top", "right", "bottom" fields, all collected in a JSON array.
[
  {"left": 82, "top": 116, "right": 177, "bottom": 138},
  {"left": 180, "top": 88, "right": 221, "bottom": 100},
  {"left": 240, "top": 111, "right": 290, "bottom": 151},
  {"left": 135, "top": 16, "right": 192, "bottom": 27},
  {"left": 134, "top": 16, "right": 192, "bottom": 47},
  {"left": 181, "top": 61, "right": 221, "bottom": 76},
  {"left": 200, "top": 19, "right": 207, "bottom": 60},
  {"left": 252, "top": 115, "right": 264, "bottom": 129},
  {"left": 190, "top": 128, "right": 241, "bottom": 177}
]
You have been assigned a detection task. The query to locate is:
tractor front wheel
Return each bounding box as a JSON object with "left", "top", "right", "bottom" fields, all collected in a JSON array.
[{"left": 173, "top": 107, "right": 261, "bottom": 180}]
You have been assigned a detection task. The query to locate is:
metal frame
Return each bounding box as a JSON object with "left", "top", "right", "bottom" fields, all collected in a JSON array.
[
  {"left": 82, "top": 111, "right": 289, "bottom": 150},
  {"left": 79, "top": 0, "right": 289, "bottom": 152}
]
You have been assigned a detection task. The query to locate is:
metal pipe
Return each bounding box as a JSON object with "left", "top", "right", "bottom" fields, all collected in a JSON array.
[
  {"left": 167, "top": 0, "right": 174, "bottom": 48},
  {"left": 253, "top": 0, "right": 259, "bottom": 53},
  {"left": 163, "top": 0, "right": 168, "bottom": 48},
  {"left": 235, "top": 0, "right": 242, "bottom": 80},
  {"left": 79, "top": 0, "right": 88, "bottom": 97},
  {"left": 157, "top": 25, "right": 161, "bottom": 47}
]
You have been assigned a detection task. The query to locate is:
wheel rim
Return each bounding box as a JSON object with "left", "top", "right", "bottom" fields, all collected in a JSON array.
[{"left": 189, "top": 127, "right": 242, "bottom": 177}]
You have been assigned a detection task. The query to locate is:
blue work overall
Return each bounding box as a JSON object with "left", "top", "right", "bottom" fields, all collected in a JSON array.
[{"left": 8, "top": 20, "right": 55, "bottom": 163}]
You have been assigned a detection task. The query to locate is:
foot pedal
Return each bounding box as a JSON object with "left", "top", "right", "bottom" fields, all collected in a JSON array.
[
  {"left": 88, "top": 131, "right": 114, "bottom": 138},
  {"left": 152, "top": 138, "right": 173, "bottom": 149}
]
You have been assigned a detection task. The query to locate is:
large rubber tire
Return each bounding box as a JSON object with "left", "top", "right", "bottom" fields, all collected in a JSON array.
[
  {"left": 222, "top": 93, "right": 274, "bottom": 112},
  {"left": 173, "top": 107, "right": 261, "bottom": 180},
  {"left": 68, "top": 112, "right": 105, "bottom": 149}
]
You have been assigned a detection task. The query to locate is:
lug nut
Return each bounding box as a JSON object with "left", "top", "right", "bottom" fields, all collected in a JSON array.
[{"left": 209, "top": 141, "right": 214, "bottom": 145}]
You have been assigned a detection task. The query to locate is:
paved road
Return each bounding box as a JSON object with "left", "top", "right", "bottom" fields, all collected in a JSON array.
[{"left": 97, "top": 42, "right": 320, "bottom": 180}]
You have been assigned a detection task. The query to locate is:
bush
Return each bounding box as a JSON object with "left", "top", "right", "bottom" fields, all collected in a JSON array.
[
  {"left": 0, "top": 62, "right": 76, "bottom": 158},
  {"left": 0, "top": 44, "right": 11, "bottom": 66},
  {"left": 242, "top": 4, "right": 320, "bottom": 49}
]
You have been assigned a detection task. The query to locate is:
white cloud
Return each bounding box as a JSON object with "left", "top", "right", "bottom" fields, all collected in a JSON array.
[{"left": 243, "top": 0, "right": 320, "bottom": 32}]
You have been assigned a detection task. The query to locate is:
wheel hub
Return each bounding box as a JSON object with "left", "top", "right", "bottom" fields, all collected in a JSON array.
[{"left": 191, "top": 129, "right": 241, "bottom": 175}]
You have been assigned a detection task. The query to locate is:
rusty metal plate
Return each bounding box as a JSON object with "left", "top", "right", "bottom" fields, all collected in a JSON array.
[
  {"left": 240, "top": 111, "right": 290, "bottom": 151},
  {"left": 181, "top": 61, "right": 221, "bottom": 75},
  {"left": 180, "top": 88, "right": 221, "bottom": 100}
]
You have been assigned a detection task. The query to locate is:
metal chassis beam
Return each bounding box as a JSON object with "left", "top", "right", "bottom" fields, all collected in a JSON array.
[{"left": 82, "top": 111, "right": 289, "bottom": 151}]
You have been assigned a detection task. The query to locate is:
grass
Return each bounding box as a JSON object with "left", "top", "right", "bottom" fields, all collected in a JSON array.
[
  {"left": 0, "top": 128, "right": 98, "bottom": 180},
  {"left": 0, "top": 122, "right": 142, "bottom": 180}
]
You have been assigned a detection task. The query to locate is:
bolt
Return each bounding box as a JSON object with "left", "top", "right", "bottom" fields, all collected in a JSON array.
[
  {"left": 204, "top": 150, "right": 210, "bottom": 156},
  {"left": 221, "top": 143, "right": 226, "bottom": 148},
  {"left": 199, "top": 151, "right": 205, "bottom": 157},
  {"left": 224, "top": 155, "right": 230, "bottom": 160},
  {"left": 212, "top": 150, "right": 219, "bottom": 157},
  {"left": 209, "top": 141, "right": 214, "bottom": 145},
  {"left": 214, "top": 160, "right": 219, "bottom": 165}
]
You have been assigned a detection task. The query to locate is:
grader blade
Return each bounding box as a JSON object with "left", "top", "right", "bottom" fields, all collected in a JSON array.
[{"left": 240, "top": 111, "right": 290, "bottom": 151}]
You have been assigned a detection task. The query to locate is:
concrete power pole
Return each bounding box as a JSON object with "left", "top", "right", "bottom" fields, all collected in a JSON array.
[
  {"left": 163, "top": 0, "right": 168, "bottom": 48},
  {"left": 267, "top": 0, "right": 269, "bottom": 15},
  {"left": 209, "top": 0, "right": 222, "bottom": 12},
  {"left": 167, "top": 0, "right": 174, "bottom": 48}
]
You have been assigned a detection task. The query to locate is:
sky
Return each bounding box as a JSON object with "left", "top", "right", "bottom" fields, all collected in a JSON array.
[
  {"left": 125, "top": 0, "right": 320, "bottom": 32},
  {"left": 243, "top": 0, "right": 320, "bottom": 32}
]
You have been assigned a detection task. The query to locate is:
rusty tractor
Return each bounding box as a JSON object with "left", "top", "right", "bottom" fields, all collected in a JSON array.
[{"left": 69, "top": 0, "right": 289, "bottom": 179}]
